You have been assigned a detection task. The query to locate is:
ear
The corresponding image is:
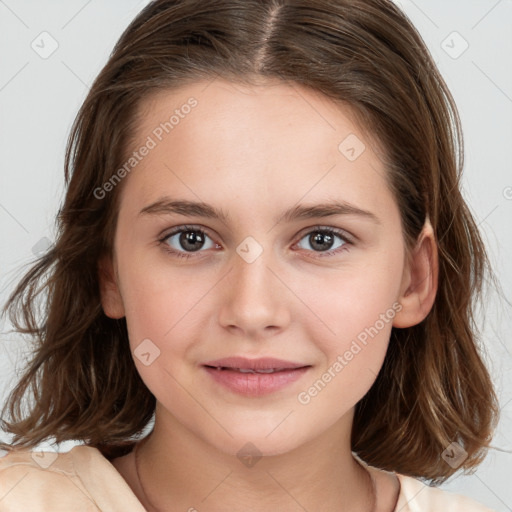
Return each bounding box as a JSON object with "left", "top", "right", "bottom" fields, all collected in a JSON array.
[
  {"left": 97, "top": 254, "right": 125, "bottom": 319},
  {"left": 393, "top": 217, "right": 439, "bottom": 328}
]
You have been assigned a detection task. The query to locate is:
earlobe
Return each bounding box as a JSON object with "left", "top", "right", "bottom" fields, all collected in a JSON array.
[
  {"left": 393, "top": 218, "right": 439, "bottom": 328},
  {"left": 97, "top": 255, "right": 125, "bottom": 319}
]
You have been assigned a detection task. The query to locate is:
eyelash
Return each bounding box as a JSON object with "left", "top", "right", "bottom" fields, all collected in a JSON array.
[{"left": 157, "top": 224, "right": 353, "bottom": 260}]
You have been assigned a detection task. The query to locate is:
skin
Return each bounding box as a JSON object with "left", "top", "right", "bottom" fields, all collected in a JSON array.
[{"left": 100, "top": 78, "right": 438, "bottom": 512}]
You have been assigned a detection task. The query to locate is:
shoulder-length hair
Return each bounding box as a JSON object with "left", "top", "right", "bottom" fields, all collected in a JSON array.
[{"left": 0, "top": 0, "right": 499, "bottom": 484}]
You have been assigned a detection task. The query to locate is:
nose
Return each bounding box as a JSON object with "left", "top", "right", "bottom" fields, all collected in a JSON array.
[{"left": 217, "top": 244, "right": 291, "bottom": 338}]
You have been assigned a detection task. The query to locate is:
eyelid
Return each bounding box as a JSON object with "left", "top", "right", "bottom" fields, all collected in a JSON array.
[
  {"left": 295, "top": 224, "right": 355, "bottom": 244},
  {"left": 159, "top": 223, "right": 216, "bottom": 241}
]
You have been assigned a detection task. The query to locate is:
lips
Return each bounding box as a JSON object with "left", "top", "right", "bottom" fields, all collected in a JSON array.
[
  {"left": 202, "top": 364, "right": 311, "bottom": 396},
  {"left": 201, "top": 357, "right": 312, "bottom": 396}
]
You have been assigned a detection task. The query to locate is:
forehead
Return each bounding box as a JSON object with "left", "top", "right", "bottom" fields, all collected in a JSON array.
[
  {"left": 133, "top": 78, "right": 371, "bottom": 148},
  {"left": 120, "top": 78, "right": 392, "bottom": 220}
]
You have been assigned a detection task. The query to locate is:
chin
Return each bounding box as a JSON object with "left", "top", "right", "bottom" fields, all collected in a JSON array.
[{"left": 209, "top": 428, "right": 303, "bottom": 460}]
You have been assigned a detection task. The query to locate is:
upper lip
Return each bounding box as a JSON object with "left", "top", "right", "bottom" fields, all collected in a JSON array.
[{"left": 203, "top": 357, "right": 310, "bottom": 370}]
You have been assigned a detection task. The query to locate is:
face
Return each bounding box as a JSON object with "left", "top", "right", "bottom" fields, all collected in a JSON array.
[{"left": 101, "top": 79, "right": 414, "bottom": 458}]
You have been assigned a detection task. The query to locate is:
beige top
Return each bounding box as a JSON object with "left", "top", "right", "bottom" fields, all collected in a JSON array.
[{"left": 0, "top": 445, "right": 495, "bottom": 511}]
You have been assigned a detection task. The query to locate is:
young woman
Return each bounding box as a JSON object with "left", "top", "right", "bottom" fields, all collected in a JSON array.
[{"left": 0, "top": 1, "right": 500, "bottom": 510}]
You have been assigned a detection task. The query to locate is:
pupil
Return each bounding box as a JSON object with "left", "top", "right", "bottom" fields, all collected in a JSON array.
[
  {"left": 180, "top": 230, "right": 204, "bottom": 252},
  {"left": 311, "top": 232, "right": 333, "bottom": 251}
]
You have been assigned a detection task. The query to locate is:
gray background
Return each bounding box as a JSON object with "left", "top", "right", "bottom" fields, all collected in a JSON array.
[{"left": 0, "top": 0, "right": 511, "bottom": 510}]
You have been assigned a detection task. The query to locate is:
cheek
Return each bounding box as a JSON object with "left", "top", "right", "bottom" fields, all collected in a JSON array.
[
  {"left": 295, "top": 247, "right": 403, "bottom": 355},
  {"left": 294, "top": 278, "right": 400, "bottom": 421},
  {"left": 290, "top": 249, "right": 403, "bottom": 417},
  {"left": 117, "top": 248, "right": 206, "bottom": 343},
  {"left": 116, "top": 253, "right": 216, "bottom": 393},
  {"left": 118, "top": 267, "right": 197, "bottom": 401}
]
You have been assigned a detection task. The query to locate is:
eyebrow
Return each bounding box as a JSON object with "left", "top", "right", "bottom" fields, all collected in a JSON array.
[{"left": 138, "top": 197, "right": 381, "bottom": 225}]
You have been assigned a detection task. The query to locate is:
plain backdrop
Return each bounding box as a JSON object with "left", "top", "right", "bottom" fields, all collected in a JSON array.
[{"left": 0, "top": 1, "right": 511, "bottom": 510}]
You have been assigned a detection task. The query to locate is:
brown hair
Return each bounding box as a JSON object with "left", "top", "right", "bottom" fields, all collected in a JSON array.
[{"left": 0, "top": 0, "right": 500, "bottom": 484}]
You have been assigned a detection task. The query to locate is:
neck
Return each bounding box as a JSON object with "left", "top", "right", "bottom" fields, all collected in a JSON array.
[{"left": 133, "top": 407, "right": 376, "bottom": 512}]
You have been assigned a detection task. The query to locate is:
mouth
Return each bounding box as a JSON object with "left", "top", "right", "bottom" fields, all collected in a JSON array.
[{"left": 201, "top": 359, "right": 312, "bottom": 396}]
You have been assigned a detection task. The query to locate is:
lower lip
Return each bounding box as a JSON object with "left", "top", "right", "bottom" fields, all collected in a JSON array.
[{"left": 202, "top": 366, "right": 310, "bottom": 397}]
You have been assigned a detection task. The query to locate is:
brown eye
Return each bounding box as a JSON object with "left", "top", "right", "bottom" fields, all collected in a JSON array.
[
  {"left": 295, "top": 227, "right": 351, "bottom": 256},
  {"left": 160, "top": 226, "right": 218, "bottom": 257},
  {"left": 173, "top": 230, "right": 207, "bottom": 252},
  {"left": 308, "top": 231, "right": 336, "bottom": 251}
]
